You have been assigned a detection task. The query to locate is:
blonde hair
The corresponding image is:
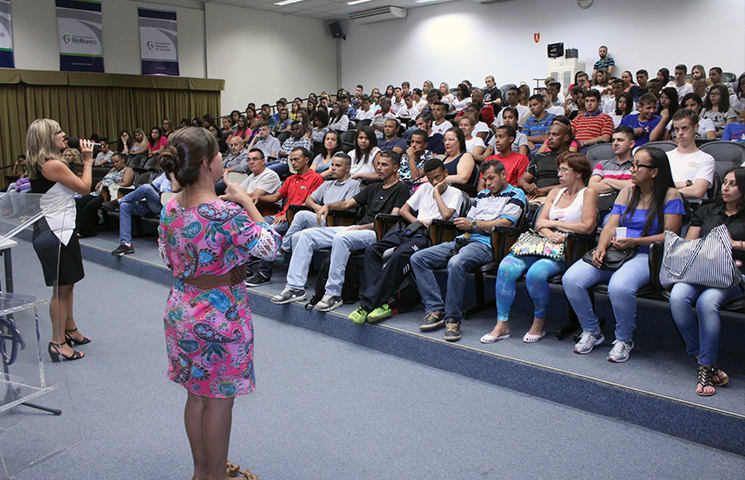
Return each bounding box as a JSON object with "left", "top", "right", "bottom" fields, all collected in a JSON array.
[
  {"left": 26, "top": 119, "right": 62, "bottom": 180},
  {"left": 63, "top": 148, "right": 82, "bottom": 165}
]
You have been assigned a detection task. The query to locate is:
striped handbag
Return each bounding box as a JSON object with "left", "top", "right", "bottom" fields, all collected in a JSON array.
[{"left": 660, "top": 225, "right": 742, "bottom": 289}]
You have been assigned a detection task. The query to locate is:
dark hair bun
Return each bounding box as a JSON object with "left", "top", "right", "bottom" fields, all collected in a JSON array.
[{"left": 158, "top": 145, "right": 180, "bottom": 175}]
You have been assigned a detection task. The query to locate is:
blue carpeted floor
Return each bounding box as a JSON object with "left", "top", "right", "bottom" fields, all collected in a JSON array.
[{"left": 0, "top": 236, "right": 743, "bottom": 478}]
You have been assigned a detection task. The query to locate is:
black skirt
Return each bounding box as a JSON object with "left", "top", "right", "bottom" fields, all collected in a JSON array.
[{"left": 32, "top": 218, "right": 85, "bottom": 287}]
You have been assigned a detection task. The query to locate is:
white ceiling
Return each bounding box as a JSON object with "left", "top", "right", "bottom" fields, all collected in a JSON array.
[{"left": 195, "top": 0, "right": 457, "bottom": 21}]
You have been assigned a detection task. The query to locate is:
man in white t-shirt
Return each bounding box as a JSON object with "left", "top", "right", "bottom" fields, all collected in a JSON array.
[
  {"left": 398, "top": 93, "right": 420, "bottom": 122},
  {"left": 602, "top": 79, "right": 626, "bottom": 115},
  {"left": 493, "top": 87, "right": 530, "bottom": 127},
  {"left": 239, "top": 148, "right": 281, "bottom": 201},
  {"left": 355, "top": 95, "right": 376, "bottom": 121},
  {"left": 431, "top": 102, "right": 453, "bottom": 135},
  {"left": 348, "top": 158, "right": 463, "bottom": 324},
  {"left": 669, "top": 64, "right": 694, "bottom": 99},
  {"left": 539, "top": 89, "right": 564, "bottom": 116},
  {"left": 666, "top": 109, "right": 715, "bottom": 203},
  {"left": 391, "top": 87, "right": 405, "bottom": 115},
  {"left": 371, "top": 97, "right": 396, "bottom": 139}
]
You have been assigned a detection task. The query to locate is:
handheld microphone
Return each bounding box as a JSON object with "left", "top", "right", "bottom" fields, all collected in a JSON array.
[{"left": 66, "top": 138, "right": 103, "bottom": 149}]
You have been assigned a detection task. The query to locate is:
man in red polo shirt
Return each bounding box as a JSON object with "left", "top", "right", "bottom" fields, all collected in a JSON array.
[
  {"left": 247, "top": 146, "right": 323, "bottom": 286},
  {"left": 571, "top": 89, "right": 614, "bottom": 151}
]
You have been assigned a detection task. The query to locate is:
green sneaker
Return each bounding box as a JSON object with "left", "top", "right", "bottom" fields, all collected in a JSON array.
[
  {"left": 367, "top": 304, "right": 392, "bottom": 324},
  {"left": 348, "top": 307, "right": 369, "bottom": 324}
]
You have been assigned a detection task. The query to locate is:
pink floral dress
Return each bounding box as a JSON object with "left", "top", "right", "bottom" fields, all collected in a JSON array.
[{"left": 159, "top": 198, "right": 280, "bottom": 398}]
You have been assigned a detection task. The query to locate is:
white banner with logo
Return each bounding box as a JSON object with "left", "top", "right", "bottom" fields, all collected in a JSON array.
[
  {"left": 138, "top": 7, "right": 179, "bottom": 76},
  {"left": 56, "top": 0, "right": 104, "bottom": 72},
  {"left": 0, "top": 0, "right": 14, "bottom": 68}
]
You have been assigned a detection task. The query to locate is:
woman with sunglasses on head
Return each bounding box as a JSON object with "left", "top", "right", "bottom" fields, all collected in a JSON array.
[{"left": 483, "top": 152, "right": 597, "bottom": 344}]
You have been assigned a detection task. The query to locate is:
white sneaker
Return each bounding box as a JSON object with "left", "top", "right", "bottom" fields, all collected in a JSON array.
[
  {"left": 314, "top": 294, "right": 343, "bottom": 312},
  {"left": 574, "top": 331, "right": 605, "bottom": 355},
  {"left": 607, "top": 339, "right": 634, "bottom": 363},
  {"left": 271, "top": 287, "right": 306, "bottom": 305}
]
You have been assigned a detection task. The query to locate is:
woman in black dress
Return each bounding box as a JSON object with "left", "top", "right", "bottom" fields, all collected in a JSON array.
[{"left": 26, "top": 119, "right": 95, "bottom": 362}]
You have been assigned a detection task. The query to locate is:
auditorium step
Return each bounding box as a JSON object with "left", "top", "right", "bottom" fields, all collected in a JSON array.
[{"left": 78, "top": 233, "right": 745, "bottom": 456}]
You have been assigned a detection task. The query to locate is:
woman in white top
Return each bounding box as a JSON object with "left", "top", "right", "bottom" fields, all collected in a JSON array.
[
  {"left": 328, "top": 102, "right": 350, "bottom": 132},
  {"left": 731, "top": 74, "right": 745, "bottom": 115},
  {"left": 27, "top": 119, "right": 96, "bottom": 362},
  {"left": 451, "top": 83, "right": 472, "bottom": 113},
  {"left": 667, "top": 93, "right": 716, "bottom": 140},
  {"left": 349, "top": 126, "right": 381, "bottom": 181},
  {"left": 701, "top": 84, "right": 737, "bottom": 137},
  {"left": 439, "top": 82, "right": 455, "bottom": 105},
  {"left": 481, "top": 152, "right": 598, "bottom": 344},
  {"left": 458, "top": 116, "right": 487, "bottom": 163},
  {"left": 311, "top": 131, "right": 343, "bottom": 180},
  {"left": 609, "top": 92, "right": 634, "bottom": 128},
  {"left": 465, "top": 103, "right": 490, "bottom": 141}
]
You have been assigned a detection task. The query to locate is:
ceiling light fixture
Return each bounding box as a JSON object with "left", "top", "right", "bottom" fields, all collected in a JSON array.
[
  {"left": 274, "top": 0, "right": 305, "bottom": 6},
  {"left": 346, "top": 0, "right": 373, "bottom": 5},
  {"left": 414, "top": 0, "right": 439, "bottom": 3}
]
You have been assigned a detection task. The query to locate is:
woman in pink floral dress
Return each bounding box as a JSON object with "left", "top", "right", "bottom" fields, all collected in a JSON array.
[{"left": 158, "top": 127, "right": 280, "bottom": 480}]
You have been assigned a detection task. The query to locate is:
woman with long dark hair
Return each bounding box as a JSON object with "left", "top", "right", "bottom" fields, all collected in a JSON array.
[
  {"left": 233, "top": 115, "right": 251, "bottom": 144},
  {"left": 148, "top": 126, "right": 167, "bottom": 156},
  {"left": 312, "top": 130, "right": 342, "bottom": 179},
  {"left": 656, "top": 87, "right": 679, "bottom": 119},
  {"left": 328, "top": 102, "right": 349, "bottom": 132},
  {"left": 26, "top": 119, "right": 95, "bottom": 361},
  {"left": 159, "top": 127, "right": 280, "bottom": 480},
  {"left": 610, "top": 92, "right": 634, "bottom": 127},
  {"left": 701, "top": 84, "right": 737, "bottom": 136},
  {"left": 245, "top": 105, "right": 259, "bottom": 130},
  {"left": 349, "top": 126, "right": 381, "bottom": 181},
  {"left": 669, "top": 167, "right": 745, "bottom": 396},
  {"left": 563, "top": 147, "right": 684, "bottom": 363},
  {"left": 452, "top": 83, "right": 471, "bottom": 112}
]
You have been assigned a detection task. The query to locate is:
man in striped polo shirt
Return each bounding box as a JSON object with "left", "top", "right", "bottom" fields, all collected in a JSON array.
[
  {"left": 588, "top": 126, "right": 635, "bottom": 215},
  {"left": 411, "top": 159, "right": 527, "bottom": 342},
  {"left": 571, "top": 89, "right": 614, "bottom": 152}
]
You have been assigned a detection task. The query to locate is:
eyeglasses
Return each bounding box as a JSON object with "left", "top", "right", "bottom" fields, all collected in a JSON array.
[
  {"left": 630, "top": 162, "right": 655, "bottom": 171},
  {"left": 557, "top": 167, "right": 573, "bottom": 174}
]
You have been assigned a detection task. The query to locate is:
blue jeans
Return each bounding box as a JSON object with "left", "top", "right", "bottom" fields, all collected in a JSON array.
[
  {"left": 266, "top": 160, "right": 289, "bottom": 177},
  {"left": 562, "top": 253, "right": 649, "bottom": 342},
  {"left": 281, "top": 210, "right": 325, "bottom": 252},
  {"left": 118, "top": 184, "right": 162, "bottom": 244},
  {"left": 257, "top": 215, "right": 289, "bottom": 279},
  {"left": 284, "top": 225, "right": 376, "bottom": 296},
  {"left": 669, "top": 281, "right": 744, "bottom": 366},
  {"left": 410, "top": 240, "right": 493, "bottom": 323},
  {"left": 496, "top": 254, "right": 565, "bottom": 322}
]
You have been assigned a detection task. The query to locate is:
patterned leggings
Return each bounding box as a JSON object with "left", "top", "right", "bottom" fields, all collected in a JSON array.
[{"left": 495, "top": 254, "right": 565, "bottom": 322}]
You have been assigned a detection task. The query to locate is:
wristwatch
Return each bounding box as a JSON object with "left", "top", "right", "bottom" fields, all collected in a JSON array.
[
  {"left": 686, "top": 180, "right": 693, "bottom": 187},
  {"left": 472, "top": 220, "right": 478, "bottom": 230}
]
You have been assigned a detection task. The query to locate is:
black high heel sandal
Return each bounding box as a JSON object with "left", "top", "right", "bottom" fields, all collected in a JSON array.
[
  {"left": 64, "top": 328, "right": 91, "bottom": 346},
  {"left": 48, "top": 342, "right": 84, "bottom": 363}
]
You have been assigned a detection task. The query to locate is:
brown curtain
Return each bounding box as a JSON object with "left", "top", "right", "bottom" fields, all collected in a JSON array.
[{"left": 0, "top": 69, "right": 223, "bottom": 185}]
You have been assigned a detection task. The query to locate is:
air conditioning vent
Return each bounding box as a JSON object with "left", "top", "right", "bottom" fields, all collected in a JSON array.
[{"left": 349, "top": 6, "right": 406, "bottom": 24}]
